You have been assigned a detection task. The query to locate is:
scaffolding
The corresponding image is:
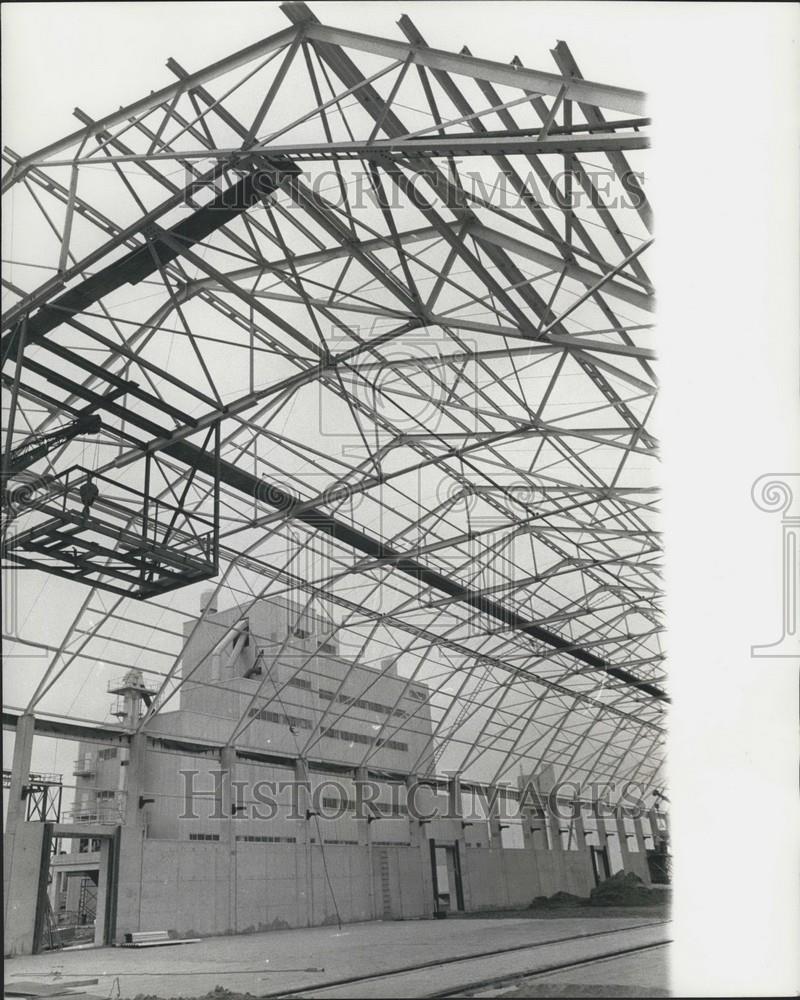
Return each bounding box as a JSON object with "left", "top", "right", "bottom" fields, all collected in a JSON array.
[{"left": 1, "top": 0, "right": 663, "bottom": 798}]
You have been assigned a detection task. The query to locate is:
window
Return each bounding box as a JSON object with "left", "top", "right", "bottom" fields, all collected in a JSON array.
[
  {"left": 248, "top": 708, "right": 312, "bottom": 730},
  {"left": 292, "top": 627, "right": 310, "bottom": 639},
  {"left": 319, "top": 640, "right": 336, "bottom": 653},
  {"left": 287, "top": 677, "right": 312, "bottom": 691},
  {"left": 320, "top": 726, "right": 408, "bottom": 753},
  {"left": 235, "top": 835, "right": 296, "bottom": 843},
  {"left": 320, "top": 795, "right": 406, "bottom": 815},
  {"left": 409, "top": 688, "right": 427, "bottom": 702},
  {"left": 97, "top": 748, "right": 118, "bottom": 760},
  {"left": 189, "top": 833, "right": 220, "bottom": 841},
  {"left": 96, "top": 790, "right": 116, "bottom": 800},
  {"left": 317, "top": 689, "right": 407, "bottom": 719}
]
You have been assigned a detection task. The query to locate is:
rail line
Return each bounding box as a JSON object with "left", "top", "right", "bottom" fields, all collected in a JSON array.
[
  {"left": 261, "top": 919, "right": 671, "bottom": 998},
  {"left": 430, "top": 939, "right": 671, "bottom": 997}
]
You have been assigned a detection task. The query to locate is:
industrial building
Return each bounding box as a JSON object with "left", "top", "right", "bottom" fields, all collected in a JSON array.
[
  {"left": 3, "top": 1, "right": 670, "bottom": 989},
  {"left": 36, "top": 589, "right": 662, "bottom": 948}
]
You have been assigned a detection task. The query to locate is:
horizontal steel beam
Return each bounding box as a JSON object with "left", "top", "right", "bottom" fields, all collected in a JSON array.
[
  {"left": 2, "top": 712, "right": 130, "bottom": 748},
  {"left": 6, "top": 311, "right": 666, "bottom": 702},
  {"left": 154, "top": 438, "right": 669, "bottom": 701},
  {"left": 1, "top": 164, "right": 295, "bottom": 358},
  {"left": 186, "top": 224, "right": 442, "bottom": 292},
  {"left": 187, "top": 221, "right": 652, "bottom": 318},
  {"left": 30, "top": 130, "right": 649, "bottom": 169},
  {"left": 470, "top": 223, "right": 655, "bottom": 311},
  {"left": 4, "top": 219, "right": 665, "bottom": 701},
  {"left": 294, "top": 17, "right": 647, "bottom": 116},
  {"left": 1, "top": 711, "right": 655, "bottom": 799}
]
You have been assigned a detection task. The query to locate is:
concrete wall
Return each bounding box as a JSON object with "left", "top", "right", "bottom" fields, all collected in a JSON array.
[
  {"left": 4, "top": 821, "right": 45, "bottom": 957},
  {"left": 6, "top": 823, "right": 642, "bottom": 950},
  {"left": 372, "top": 844, "right": 430, "bottom": 920},
  {"left": 462, "top": 845, "right": 595, "bottom": 911},
  {"left": 113, "top": 832, "right": 611, "bottom": 942},
  {"left": 114, "top": 837, "right": 434, "bottom": 940}
]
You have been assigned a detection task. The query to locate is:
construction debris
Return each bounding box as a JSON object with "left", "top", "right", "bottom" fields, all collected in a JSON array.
[{"left": 589, "top": 871, "right": 665, "bottom": 907}]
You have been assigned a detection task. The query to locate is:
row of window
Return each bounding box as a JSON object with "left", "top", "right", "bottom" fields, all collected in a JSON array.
[
  {"left": 320, "top": 796, "right": 407, "bottom": 816},
  {"left": 237, "top": 836, "right": 364, "bottom": 846},
  {"left": 248, "top": 708, "right": 313, "bottom": 730},
  {"left": 246, "top": 708, "right": 408, "bottom": 751},
  {"left": 96, "top": 790, "right": 117, "bottom": 800},
  {"left": 77, "top": 838, "right": 102, "bottom": 852},
  {"left": 189, "top": 835, "right": 412, "bottom": 846},
  {"left": 318, "top": 688, "right": 408, "bottom": 720},
  {"left": 98, "top": 748, "right": 118, "bottom": 760},
  {"left": 320, "top": 726, "right": 408, "bottom": 753},
  {"left": 236, "top": 834, "right": 297, "bottom": 843}
]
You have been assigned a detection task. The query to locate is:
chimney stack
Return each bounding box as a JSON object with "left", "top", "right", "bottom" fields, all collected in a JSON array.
[{"left": 200, "top": 589, "right": 218, "bottom": 615}]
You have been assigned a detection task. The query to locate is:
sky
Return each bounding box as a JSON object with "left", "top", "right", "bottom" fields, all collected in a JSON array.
[
  {"left": 1, "top": 0, "right": 665, "bottom": 747},
  {"left": 2, "top": 3, "right": 799, "bottom": 993},
  {"left": 3, "top": 1, "right": 655, "bottom": 157}
]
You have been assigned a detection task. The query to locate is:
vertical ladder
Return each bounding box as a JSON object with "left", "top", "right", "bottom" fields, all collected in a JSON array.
[{"left": 378, "top": 849, "right": 392, "bottom": 919}]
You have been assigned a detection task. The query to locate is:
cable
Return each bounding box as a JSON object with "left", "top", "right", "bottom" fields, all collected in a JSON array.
[{"left": 269, "top": 677, "right": 344, "bottom": 933}]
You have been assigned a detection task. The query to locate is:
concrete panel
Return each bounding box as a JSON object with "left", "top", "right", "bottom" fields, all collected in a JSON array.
[
  {"left": 563, "top": 851, "right": 596, "bottom": 896},
  {"left": 394, "top": 847, "right": 428, "bottom": 918},
  {"left": 139, "top": 878, "right": 179, "bottom": 928},
  {"left": 3, "top": 822, "right": 46, "bottom": 957},
  {"left": 121, "top": 833, "right": 604, "bottom": 941},
  {"left": 501, "top": 851, "right": 540, "bottom": 908},
  {"left": 462, "top": 848, "right": 508, "bottom": 910},
  {"left": 141, "top": 842, "right": 180, "bottom": 881}
]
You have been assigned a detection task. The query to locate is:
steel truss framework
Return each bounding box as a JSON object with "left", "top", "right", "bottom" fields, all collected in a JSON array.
[{"left": 1, "top": 2, "right": 663, "bottom": 797}]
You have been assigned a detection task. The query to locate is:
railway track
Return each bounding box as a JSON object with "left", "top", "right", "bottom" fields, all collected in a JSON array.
[
  {"left": 431, "top": 939, "right": 671, "bottom": 997},
  {"left": 263, "top": 920, "right": 672, "bottom": 998}
]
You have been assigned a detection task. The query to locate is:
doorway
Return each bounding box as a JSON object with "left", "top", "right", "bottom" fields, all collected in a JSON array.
[
  {"left": 430, "top": 842, "right": 464, "bottom": 914},
  {"left": 34, "top": 824, "right": 119, "bottom": 952},
  {"left": 590, "top": 844, "right": 611, "bottom": 886}
]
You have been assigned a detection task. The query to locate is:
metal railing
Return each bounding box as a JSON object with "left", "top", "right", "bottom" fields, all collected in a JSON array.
[
  {"left": 72, "top": 755, "right": 96, "bottom": 775},
  {"left": 107, "top": 673, "right": 156, "bottom": 695},
  {"left": 61, "top": 795, "right": 126, "bottom": 825}
]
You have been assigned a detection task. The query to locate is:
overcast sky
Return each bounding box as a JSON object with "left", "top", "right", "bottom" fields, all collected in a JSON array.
[
  {"left": 2, "top": 4, "right": 799, "bottom": 993},
  {"left": 4, "top": 1, "right": 658, "bottom": 155}
]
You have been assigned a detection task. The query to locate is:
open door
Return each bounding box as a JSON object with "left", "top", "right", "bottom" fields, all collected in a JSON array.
[
  {"left": 590, "top": 844, "right": 611, "bottom": 886},
  {"left": 34, "top": 826, "right": 119, "bottom": 952},
  {"left": 430, "top": 841, "right": 464, "bottom": 915}
]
